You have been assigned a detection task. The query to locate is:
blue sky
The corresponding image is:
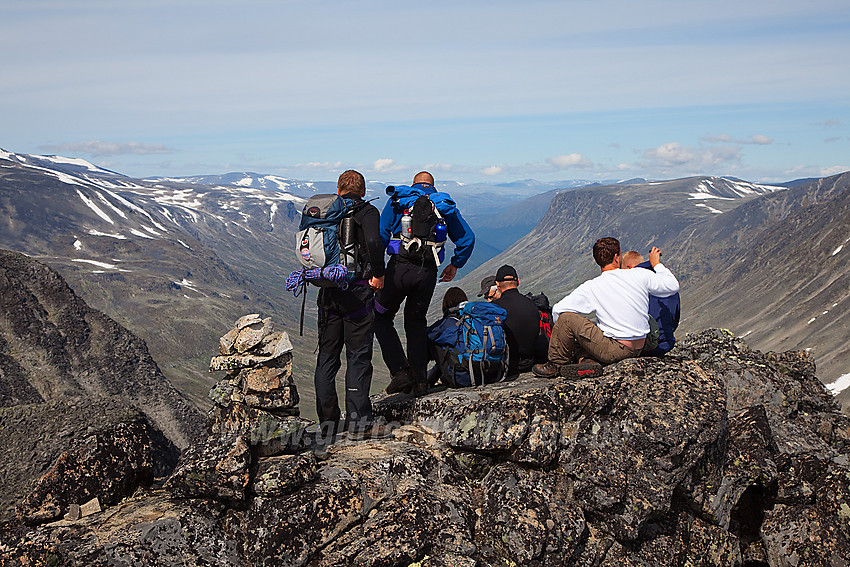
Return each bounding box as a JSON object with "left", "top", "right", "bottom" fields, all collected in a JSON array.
[{"left": 3, "top": 0, "right": 849, "bottom": 184}]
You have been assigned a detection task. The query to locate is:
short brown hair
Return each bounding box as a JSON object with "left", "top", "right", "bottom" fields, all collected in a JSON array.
[
  {"left": 593, "top": 237, "right": 620, "bottom": 267},
  {"left": 337, "top": 170, "right": 365, "bottom": 196},
  {"left": 442, "top": 287, "right": 468, "bottom": 312}
]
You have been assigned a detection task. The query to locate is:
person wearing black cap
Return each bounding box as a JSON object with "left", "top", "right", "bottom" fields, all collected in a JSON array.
[
  {"left": 477, "top": 275, "right": 500, "bottom": 301},
  {"left": 492, "top": 264, "right": 544, "bottom": 377}
]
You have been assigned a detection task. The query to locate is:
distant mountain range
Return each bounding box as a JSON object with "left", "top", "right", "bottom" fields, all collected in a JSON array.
[
  {"left": 3, "top": 147, "right": 848, "bottom": 414},
  {"left": 459, "top": 172, "right": 850, "bottom": 408},
  {"left": 460, "top": 176, "right": 786, "bottom": 292},
  {"left": 0, "top": 149, "right": 307, "bottom": 409}
]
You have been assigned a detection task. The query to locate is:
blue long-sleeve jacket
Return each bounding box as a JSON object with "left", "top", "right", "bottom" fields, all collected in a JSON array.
[
  {"left": 637, "top": 260, "right": 681, "bottom": 355},
  {"left": 379, "top": 183, "right": 475, "bottom": 269}
]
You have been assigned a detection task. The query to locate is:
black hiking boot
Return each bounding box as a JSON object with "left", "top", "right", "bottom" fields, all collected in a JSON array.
[
  {"left": 347, "top": 420, "right": 397, "bottom": 441},
  {"left": 385, "top": 368, "right": 414, "bottom": 395}
]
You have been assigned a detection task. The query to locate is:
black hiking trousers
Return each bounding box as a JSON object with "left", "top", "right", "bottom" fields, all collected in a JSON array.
[
  {"left": 374, "top": 254, "right": 438, "bottom": 383},
  {"left": 314, "top": 284, "right": 375, "bottom": 432}
]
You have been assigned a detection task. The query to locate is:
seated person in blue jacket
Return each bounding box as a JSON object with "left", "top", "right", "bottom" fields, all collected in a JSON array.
[
  {"left": 621, "top": 250, "right": 681, "bottom": 356},
  {"left": 425, "top": 287, "right": 470, "bottom": 387}
]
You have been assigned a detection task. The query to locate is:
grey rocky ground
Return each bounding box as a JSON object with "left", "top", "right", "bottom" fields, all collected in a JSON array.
[{"left": 3, "top": 328, "right": 850, "bottom": 566}]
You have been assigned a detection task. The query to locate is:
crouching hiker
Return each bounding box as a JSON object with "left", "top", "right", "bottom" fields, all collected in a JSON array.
[
  {"left": 621, "top": 250, "right": 681, "bottom": 357},
  {"left": 533, "top": 237, "right": 679, "bottom": 379}
]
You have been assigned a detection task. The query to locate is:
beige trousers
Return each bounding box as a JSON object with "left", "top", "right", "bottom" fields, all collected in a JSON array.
[{"left": 548, "top": 312, "right": 641, "bottom": 366}]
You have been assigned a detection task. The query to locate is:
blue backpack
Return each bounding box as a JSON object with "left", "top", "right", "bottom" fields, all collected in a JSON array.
[
  {"left": 296, "top": 194, "right": 355, "bottom": 275},
  {"left": 434, "top": 302, "right": 508, "bottom": 387},
  {"left": 288, "top": 194, "right": 362, "bottom": 336}
]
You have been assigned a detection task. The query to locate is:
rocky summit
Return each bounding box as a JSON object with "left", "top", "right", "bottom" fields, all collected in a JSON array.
[{"left": 2, "top": 327, "right": 850, "bottom": 566}]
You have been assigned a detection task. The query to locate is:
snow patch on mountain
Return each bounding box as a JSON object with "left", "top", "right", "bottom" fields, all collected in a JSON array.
[
  {"left": 129, "top": 228, "right": 154, "bottom": 239},
  {"left": 695, "top": 203, "right": 723, "bottom": 214},
  {"left": 88, "top": 229, "right": 126, "bottom": 239},
  {"left": 688, "top": 193, "right": 735, "bottom": 201},
  {"left": 827, "top": 372, "right": 850, "bottom": 395},
  {"left": 73, "top": 258, "right": 130, "bottom": 272},
  {"left": 37, "top": 155, "right": 113, "bottom": 175},
  {"left": 76, "top": 189, "right": 114, "bottom": 224}
]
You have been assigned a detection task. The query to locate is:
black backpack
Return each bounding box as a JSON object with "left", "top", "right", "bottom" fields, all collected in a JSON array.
[{"left": 525, "top": 292, "right": 553, "bottom": 338}]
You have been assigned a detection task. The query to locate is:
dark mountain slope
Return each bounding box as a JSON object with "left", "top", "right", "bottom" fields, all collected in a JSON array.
[
  {"left": 459, "top": 176, "right": 781, "bottom": 295},
  {"left": 0, "top": 249, "right": 204, "bottom": 521},
  {"left": 0, "top": 153, "right": 313, "bottom": 407},
  {"left": 677, "top": 172, "right": 850, "bottom": 400}
]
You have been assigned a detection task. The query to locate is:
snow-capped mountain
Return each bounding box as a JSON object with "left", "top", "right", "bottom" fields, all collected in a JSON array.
[
  {"left": 458, "top": 171, "right": 850, "bottom": 400},
  {"left": 147, "top": 171, "right": 336, "bottom": 200},
  {"left": 0, "top": 149, "right": 309, "bottom": 408}
]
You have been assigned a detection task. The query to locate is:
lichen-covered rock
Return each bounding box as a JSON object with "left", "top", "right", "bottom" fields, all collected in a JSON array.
[
  {"left": 163, "top": 433, "right": 251, "bottom": 504},
  {"left": 6, "top": 328, "right": 850, "bottom": 566},
  {"left": 0, "top": 492, "right": 240, "bottom": 566},
  {"left": 15, "top": 419, "right": 154, "bottom": 525},
  {"left": 560, "top": 356, "right": 727, "bottom": 541},
  {"left": 477, "top": 463, "right": 586, "bottom": 565},
  {"left": 412, "top": 378, "right": 564, "bottom": 466},
  {"left": 692, "top": 404, "right": 778, "bottom": 531},
  {"left": 208, "top": 403, "right": 310, "bottom": 455},
  {"left": 251, "top": 452, "right": 318, "bottom": 497},
  {"left": 210, "top": 353, "right": 286, "bottom": 372},
  {"left": 234, "top": 317, "right": 273, "bottom": 353}
]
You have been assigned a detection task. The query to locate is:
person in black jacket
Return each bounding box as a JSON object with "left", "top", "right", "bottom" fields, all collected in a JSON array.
[
  {"left": 492, "top": 264, "right": 545, "bottom": 377},
  {"left": 314, "top": 170, "right": 386, "bottom": 439}
]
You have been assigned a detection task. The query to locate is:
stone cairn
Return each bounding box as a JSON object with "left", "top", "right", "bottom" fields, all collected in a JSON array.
[
  {"left": 164, "top": 314, "right": 315, "bottom": 504},
  {"left": 209, "top": 314, "right": 300, "bottom": 417}
]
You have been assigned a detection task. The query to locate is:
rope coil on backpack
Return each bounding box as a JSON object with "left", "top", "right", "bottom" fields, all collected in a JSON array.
[{"left": 285, "top": 265, "right": 350, "bottom": 295}]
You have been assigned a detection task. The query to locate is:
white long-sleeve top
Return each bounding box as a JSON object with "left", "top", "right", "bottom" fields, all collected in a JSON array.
[{"left": 551, "top": 263, "right": 680, "bottom": 340}]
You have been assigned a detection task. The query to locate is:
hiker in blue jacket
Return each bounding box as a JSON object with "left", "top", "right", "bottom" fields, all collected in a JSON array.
[
  {"left": 425, "top": 287, "right": 470, "bottom": 387},
  {"left": 621, "top": 250, "right": 681, "bottom": 356},
  {"left": 375, "top": 171, "right": 475, "bottom": 396}
]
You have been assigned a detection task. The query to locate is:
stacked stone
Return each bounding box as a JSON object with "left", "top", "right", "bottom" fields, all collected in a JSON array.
[
  {"left": 165, "top": 315, "right": 313, "bottom": 504},
  {"left": 209, "top": 314, "right": 299, "bottom": 415}
]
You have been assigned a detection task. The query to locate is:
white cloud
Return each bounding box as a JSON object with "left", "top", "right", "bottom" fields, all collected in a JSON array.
[
  {"left": 480, "top": 166, "right": 504, "bottom": 176},
  {"left": 423, "top": 162, "right": 459, "bottom": 173},
  {"left": 372, "top": 158, "right": 406, "bottom": 173},
  {"left": 294, "top": 161, "right": 345, "bottom": 170},
  {"left": 642, "top": 142, "right": 742, "bottom": 171},
  {"left": 41, "top": 140, "right": 174, "bottom": 156},
  {"left": 820, "top": 165, "right": 850, "bottom": 176},
  {"left": 701, "top": 134, "right": 735, "bottom": 143},
  {"left": 546, "top": 153, "right": 592, "bottom": 169},
  {"left": 701, "top": 133, "right": 773, "bottom": 145}
]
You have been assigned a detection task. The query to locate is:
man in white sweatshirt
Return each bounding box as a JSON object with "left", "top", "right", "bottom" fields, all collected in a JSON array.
[{"left": 532, "top": 237, "right": 680, "bottom": 379}]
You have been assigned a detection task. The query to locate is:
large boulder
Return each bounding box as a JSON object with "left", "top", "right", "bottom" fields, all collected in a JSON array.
[{"left": 15, "top": 418, "right": 155, "bottom": 525}]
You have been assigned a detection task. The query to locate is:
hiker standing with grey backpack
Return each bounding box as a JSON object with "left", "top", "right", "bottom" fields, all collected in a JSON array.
[{"left": 293, "top": 170, "right": 386, "bottom": 439}]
